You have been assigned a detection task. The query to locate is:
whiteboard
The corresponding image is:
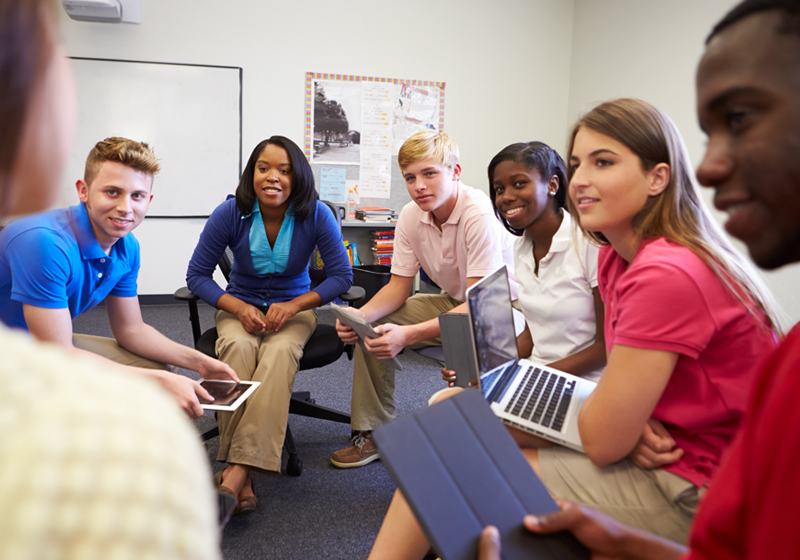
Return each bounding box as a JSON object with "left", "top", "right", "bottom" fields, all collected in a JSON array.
[{"left": 62, "top": 58, "right": 242, "bottom": 217}]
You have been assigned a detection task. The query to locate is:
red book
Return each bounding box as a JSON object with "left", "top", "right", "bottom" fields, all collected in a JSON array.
[{"left": 357, "top": 207, "right": 393, "bottom": 213}]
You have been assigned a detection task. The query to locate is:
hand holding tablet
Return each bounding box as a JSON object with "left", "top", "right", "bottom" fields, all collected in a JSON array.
[
  {"left": 330, "top": 303, "right": 404, "bottom": 371},
  {"left": 198, "top": 380, "right": 260, "bottom": 411},
  {"left": 373, "top": 389, "right": 589, "bottom": 560}
]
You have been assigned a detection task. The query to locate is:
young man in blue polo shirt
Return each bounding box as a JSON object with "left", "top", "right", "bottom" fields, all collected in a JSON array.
[{"left": 0, "top": 137, "right": 238, "bottom": 419}]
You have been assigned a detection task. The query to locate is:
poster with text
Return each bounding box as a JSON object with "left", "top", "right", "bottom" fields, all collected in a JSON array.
[{"left": 306, "top": 73, "right": 445, "bottom": 199}]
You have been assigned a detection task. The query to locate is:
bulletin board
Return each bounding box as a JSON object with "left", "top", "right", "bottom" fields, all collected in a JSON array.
[{"left": 304, "top": 72, "right": 445, "bottom": 211}]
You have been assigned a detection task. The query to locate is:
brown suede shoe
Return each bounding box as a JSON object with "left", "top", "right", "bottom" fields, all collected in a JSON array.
[
  {"left": 234, "top": 476, "right": 258, "bottom": 516},
  {"left": 330, "top": 431, "right": 380, "bottom": 468}
]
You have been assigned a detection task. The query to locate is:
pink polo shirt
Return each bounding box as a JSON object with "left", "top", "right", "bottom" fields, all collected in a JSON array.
[
  {"left": 599, "top": 238, "right": 777, "bottom": 488},
  {"left": 391, "top": 182, "right": 516, "bottom": 302}
]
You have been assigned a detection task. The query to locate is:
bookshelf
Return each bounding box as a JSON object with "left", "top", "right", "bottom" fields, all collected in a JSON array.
[{"left": 341, "top": 222, "right": 397, "bottom": 266}]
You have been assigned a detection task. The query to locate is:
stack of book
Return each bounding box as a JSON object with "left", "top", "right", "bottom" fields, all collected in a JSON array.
[
  {"left": 343, "top": 240, "right": 360, "bottom": 266},
  {"left": 355, "top": 207, "right": 397, "bottom": 222},
  {"left": 371, "top": 229, "right": 395, "bottom": 265}
]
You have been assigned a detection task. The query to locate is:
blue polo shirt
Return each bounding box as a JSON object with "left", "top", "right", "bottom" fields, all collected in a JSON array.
[{"left": 0, "top": 202, "right": 140, "bottom": 330}]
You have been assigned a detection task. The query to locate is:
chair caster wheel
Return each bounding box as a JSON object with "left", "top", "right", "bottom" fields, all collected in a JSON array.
[{"left": 287, "top": 457, "right": 303, "bottom": 477}]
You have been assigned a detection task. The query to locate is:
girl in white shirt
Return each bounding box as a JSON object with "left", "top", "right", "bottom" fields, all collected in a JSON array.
[{"left": 444, "top": 141, "right": 605, "bottom": 385}]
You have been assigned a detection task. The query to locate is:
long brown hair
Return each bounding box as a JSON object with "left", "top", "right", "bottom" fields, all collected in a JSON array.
[
  {"left": 0, "top": 0, "right": 57, "bottom": 212},
  {"left": 567, "top": 98, "right": 783, "bottom": 334}
]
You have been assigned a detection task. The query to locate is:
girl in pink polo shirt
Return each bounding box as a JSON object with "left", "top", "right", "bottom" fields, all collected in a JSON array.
[
  {"left": 526, "top": 97, "right": 781, "bottom": 544},
  {"left": 366, "top": 98, "right": 782, "bottom": 558}
]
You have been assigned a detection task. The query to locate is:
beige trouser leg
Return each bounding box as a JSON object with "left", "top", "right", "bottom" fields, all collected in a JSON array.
[
  {"left": 214, "top": 308, "right": 317, "bottom": 472},
  {"left": 72, "top": 333, "right": 168, "bottom": 369},
  {"left": 351, "top": 292, "right": 461, "bottom": 431},
  {"left": 539, "top": 447, "right": 702, "bottom": 544}
]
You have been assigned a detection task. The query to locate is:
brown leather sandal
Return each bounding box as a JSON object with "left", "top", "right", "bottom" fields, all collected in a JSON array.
[{"left": 234, "top": 476, "right": 258, "bottom": 515}]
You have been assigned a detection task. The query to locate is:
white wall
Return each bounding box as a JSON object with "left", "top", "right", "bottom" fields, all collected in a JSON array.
[
  {"left": 57, "top": 0, "right": 800, "bottom": 328},
  {"left": 57, "top": 0, "right": 575, "bottom": 295},
  {"left": 568, "top": 0, "right": 800, "bottom": 328}
]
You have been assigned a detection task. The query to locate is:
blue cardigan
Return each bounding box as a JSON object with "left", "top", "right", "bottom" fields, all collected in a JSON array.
[{"left": 186, "top": 198, "right": 352, "bottom": 309}]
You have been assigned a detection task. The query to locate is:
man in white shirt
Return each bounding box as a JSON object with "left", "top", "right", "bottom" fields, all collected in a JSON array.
[{"left": 331, "top": 130, "right": 516, "bottom": 468}]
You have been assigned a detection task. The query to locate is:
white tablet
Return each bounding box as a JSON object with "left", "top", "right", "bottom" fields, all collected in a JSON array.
[
  {"left": 198, "top": 380, "right": 260, "bottom": 411},
  {"left": 329, "top": 303, "right": 404, "bottom": 371}
]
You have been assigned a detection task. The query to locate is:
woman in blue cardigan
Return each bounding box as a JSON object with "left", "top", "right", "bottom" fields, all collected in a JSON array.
[{"left": 187, "top": 136, "right": 352, "bottom": 516}]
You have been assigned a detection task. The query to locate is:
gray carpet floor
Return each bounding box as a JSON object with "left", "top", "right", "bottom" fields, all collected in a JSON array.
[{"left": 72, "top": 302, "right": 446, "bottom": 559}]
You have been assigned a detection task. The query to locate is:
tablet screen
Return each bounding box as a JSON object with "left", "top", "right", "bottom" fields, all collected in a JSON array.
[{"left": 198, "top": 381, "right": 252, "bottom": 406}]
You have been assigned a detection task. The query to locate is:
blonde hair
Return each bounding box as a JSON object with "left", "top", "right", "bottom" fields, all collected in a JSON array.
[
  {"left": 84, "top": 137, "right": 160, "bottom": 187},
  {"left": 398, "top": 130, "right": 459, "bottom": 171},
  {"left": 567, "top": 98, "right": 784, "bottom": 334}
]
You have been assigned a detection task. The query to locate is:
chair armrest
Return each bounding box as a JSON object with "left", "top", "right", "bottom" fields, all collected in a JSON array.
[
  {"left": 174, "top": 286, "right": 200, "bottom": 301},
  {"left": 340, "top": 286, "right": 365, "bottom": 305}
]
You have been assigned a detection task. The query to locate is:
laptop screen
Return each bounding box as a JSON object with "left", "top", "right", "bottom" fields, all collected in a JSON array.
[{"left": 466, "top": 266, "right": 520, "bottom": 375}]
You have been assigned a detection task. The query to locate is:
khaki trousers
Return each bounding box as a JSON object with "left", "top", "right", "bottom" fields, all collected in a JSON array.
[
  {"left": 351, "top": 292, "right": 461, "bottom": 431},
  {"left": 72, "top": 333, "right": 168, "bottom": 369},
  {"left": 539, "top": 446, "right": 703, "bottom": 545},
  {"left": 214, "top": 308, "right": 316, "bottom": 472}
]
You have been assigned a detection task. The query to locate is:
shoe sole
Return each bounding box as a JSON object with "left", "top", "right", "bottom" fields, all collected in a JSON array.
[
  {"left": 234, "top": 503, "right": 258, "bottom": 516},
  {"left": 330, "top": 453, "right": 381, "bottom": 469}
]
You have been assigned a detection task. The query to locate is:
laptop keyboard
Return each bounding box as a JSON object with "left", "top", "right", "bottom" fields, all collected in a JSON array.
[{"left": 504, "top": 367, "right": 576, "bottom": 432}]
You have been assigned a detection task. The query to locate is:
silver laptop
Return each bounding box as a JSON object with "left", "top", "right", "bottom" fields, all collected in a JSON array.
[{"left": 466, "top": 266, "right": 596, "bottom": 452}]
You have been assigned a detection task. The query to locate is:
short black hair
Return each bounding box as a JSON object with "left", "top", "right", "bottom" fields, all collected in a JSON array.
[
  {"left": 708, "top": 0, "right": 800, "bottom": 42},
  {"left": 487, "top": 141, "right": 568, "bottom": 236},
  {"left": 235, "top": 135, "right": 318, "bottom": 221}
]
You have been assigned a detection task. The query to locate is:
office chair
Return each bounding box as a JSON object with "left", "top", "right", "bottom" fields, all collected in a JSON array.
[{"left": 174, "top": 200, "right": 365, "bottom": 476}]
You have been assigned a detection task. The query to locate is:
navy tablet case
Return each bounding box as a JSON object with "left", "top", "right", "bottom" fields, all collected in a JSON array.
[
  {"left": 373, "top": 389, "right": 589, "bottom": 560},
  {"left": 438, "top": 312, "right": 479, "bottom": 388}
]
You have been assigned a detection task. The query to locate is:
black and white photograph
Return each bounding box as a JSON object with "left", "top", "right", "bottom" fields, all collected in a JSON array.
[{"left": 313, "top": 80, "right": 361, "bottom": 165}]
